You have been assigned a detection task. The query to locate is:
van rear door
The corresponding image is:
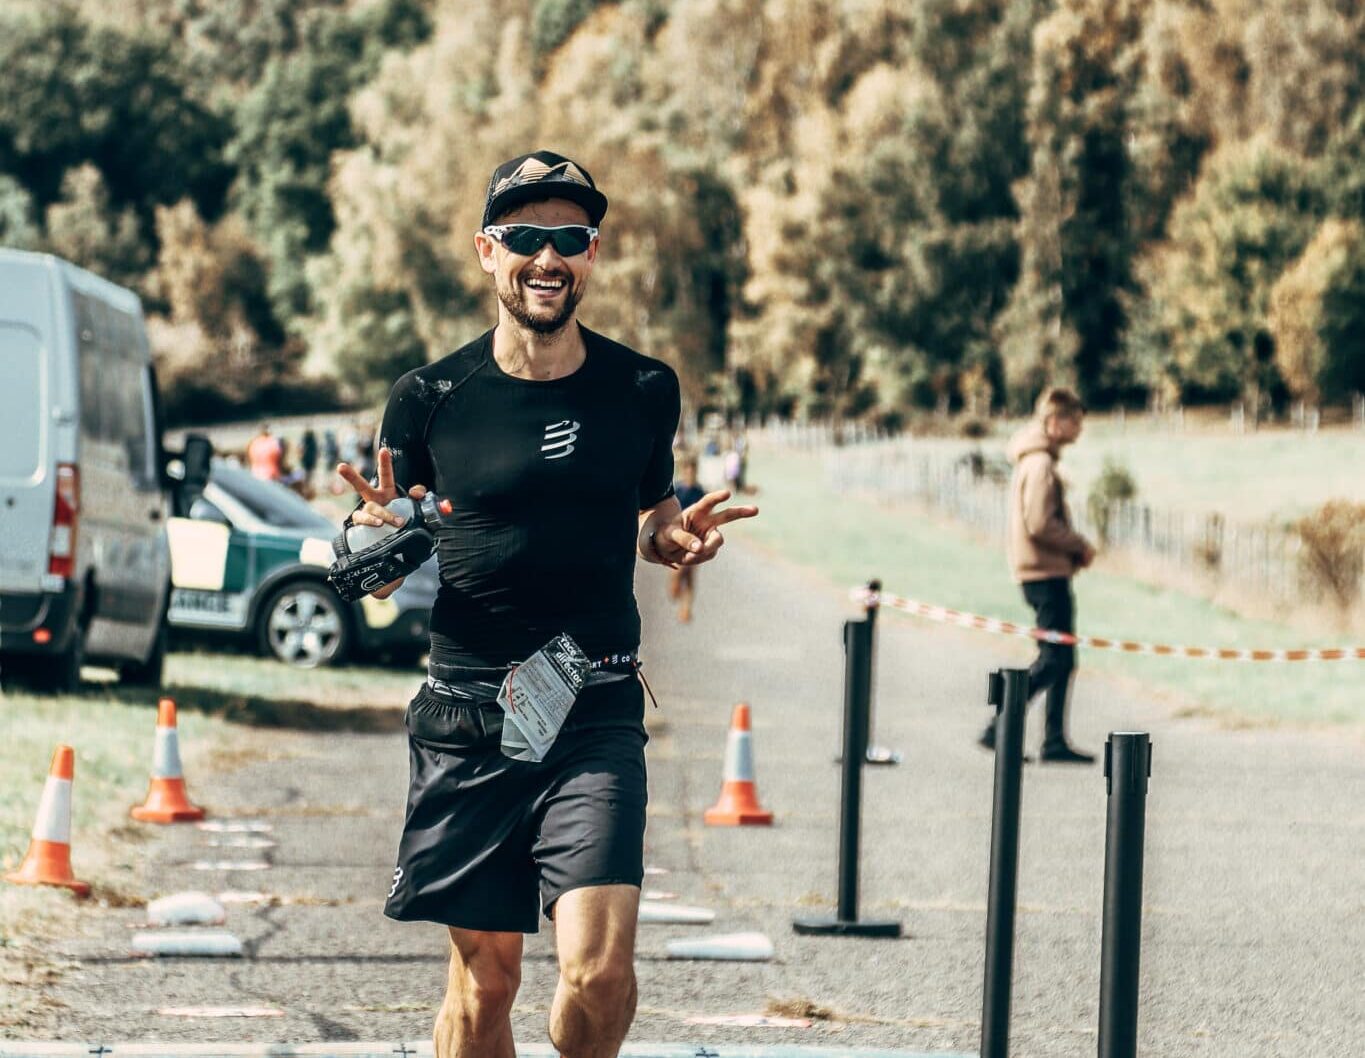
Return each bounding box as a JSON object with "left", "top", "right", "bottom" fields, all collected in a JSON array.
[{"left": 0, "top": 319, "right": 54, "bottom": 594}]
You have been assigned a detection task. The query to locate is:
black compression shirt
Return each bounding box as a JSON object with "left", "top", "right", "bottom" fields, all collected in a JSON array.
[{"left": 378, "top": 325, "right": 680, "bottom": 667}]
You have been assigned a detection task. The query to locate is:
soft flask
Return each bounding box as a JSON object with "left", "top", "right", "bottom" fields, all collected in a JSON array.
[{"left": 328, "top": 493, "right": 457, "bottom": 602}]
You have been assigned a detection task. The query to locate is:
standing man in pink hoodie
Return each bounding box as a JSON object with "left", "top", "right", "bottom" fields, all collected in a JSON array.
[{"left": 979, "top": 387, "right": 1097, "bottom": 764}]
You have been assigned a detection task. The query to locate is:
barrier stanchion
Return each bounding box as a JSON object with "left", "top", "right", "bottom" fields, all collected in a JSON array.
[
  {"left": 981, "top": 668, "right": 1028, "bottom": 1058},
  {"left": 1099, "top": 732, "right": 1152, "bottom": 1058},
  {"left": 863, "top": 578, "right": 902, "bottom": 766},
  {"left": 793, "top": 617, "right": 901, "bottom": 938}
]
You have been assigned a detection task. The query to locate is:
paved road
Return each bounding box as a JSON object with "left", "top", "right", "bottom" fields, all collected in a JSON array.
[{"left": 18, "top": 538, "right": 1365, "bottom": 1055}]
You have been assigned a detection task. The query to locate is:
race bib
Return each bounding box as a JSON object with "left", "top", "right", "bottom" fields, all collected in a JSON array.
[{"left": 496, "top": 634, "right": 592, "bottom": 762}]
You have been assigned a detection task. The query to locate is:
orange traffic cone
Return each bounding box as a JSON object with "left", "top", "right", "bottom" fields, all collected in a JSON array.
[
  {"left": 5, "top": 745, "right": 91, "bottom": 896},
  {"left": 704, "top": 703, "right": 773, "bottom": 826},
  {"left": 131, "top": 698, "right": 205, "bottom": 823}
]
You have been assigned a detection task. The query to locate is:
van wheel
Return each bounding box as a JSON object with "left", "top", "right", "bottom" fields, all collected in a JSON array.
[
  {"left": 121, "top": 621, "right": 167, "bottom": 689},
  {"left": 257, "top": 582, "right": 351, "bottom": 668}
]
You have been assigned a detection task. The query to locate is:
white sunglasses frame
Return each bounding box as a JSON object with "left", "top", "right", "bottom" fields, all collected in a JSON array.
[{"left": 481, "top": 223, "right": 600, "bottom": 255}]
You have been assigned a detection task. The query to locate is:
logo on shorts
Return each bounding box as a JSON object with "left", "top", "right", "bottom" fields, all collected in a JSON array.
[
  {"left": 387, "top": 865, "right": 404, "bottom": 900},
  {"left": 541, "top": 420, "right": 580, "bottom": 461}
]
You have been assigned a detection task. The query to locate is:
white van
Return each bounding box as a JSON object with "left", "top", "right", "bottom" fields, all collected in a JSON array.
[{"left": 0, "top": 249, "right": 177, "bottom": 693}]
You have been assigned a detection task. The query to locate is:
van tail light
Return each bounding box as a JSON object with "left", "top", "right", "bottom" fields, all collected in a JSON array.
[{"left": 48, "top": 463, "right": 79, "bottom": 579}]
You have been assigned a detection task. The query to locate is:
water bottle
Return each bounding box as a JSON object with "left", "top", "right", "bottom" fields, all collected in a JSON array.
[{"left": 344, "top": 497, "right": 416, "bottom": 553}]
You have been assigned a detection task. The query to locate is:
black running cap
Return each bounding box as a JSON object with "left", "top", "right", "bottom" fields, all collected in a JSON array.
[{"left": 482, "top": 150, "right": 609, "bottom": 228}]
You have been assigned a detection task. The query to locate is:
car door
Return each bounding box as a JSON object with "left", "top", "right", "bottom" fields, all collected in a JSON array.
[{"left": 166, "top": 489, "right": 255, "bottom": 631}]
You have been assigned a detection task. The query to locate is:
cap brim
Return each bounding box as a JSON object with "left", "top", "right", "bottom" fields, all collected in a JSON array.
[{"left": 484, "top": 183, "right": 608, "bottom": 227}]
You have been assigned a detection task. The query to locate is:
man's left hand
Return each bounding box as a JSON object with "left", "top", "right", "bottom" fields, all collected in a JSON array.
[{"left": 653, "top": 490, "right": 759, "bottom": 567}]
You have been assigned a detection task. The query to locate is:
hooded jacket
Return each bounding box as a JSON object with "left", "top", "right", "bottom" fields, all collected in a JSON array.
[{"left": 1006, "top": 422, "right": 1090, "bottom": 582}]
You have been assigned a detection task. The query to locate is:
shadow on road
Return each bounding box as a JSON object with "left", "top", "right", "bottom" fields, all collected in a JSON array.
[{"left": 100, "top": 683, "right": 406, "bottom": 734}]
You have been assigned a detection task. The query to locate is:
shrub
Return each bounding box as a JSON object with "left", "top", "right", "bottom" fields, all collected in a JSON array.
[
  {"left": 1086, "top": 459, "right": 1138, "bottom": 545},
  {"left": 531, "top": 0, "right": 596, "bottom": 58},
  {"left": 1295, "top": 500, "right": 1365, "bottom": 612}
]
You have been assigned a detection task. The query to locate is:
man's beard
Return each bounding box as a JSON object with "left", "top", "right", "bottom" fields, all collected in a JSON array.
[{"left": 498, "top": 274, "right": 584, "bottom": 335}]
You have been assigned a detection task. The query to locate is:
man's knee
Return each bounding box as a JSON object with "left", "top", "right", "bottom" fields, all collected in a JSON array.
[
  {"left": 440, "top": 968, "right": 518, "bottom": 1037},
  {"left": 442, "top": 934, "right": 521, "bottom": 1035},
  {"left": 559, "top": 952, "right": 635, "bottom": 1009}
]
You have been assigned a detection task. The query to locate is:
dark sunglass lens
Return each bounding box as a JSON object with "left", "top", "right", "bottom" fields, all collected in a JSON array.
[
  {"left": 501, "top": 227, "right": 550, "bottom": 255},
  {"left": 548, "top": 228, "right": 593, "bottom": 256}
]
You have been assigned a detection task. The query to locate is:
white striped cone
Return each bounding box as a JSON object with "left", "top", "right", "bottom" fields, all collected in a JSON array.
[
  {"left": 4, "top": 745, "right": 91, "bottom": 896},
  {"left": 703, "top": 703, "right": 773, "bottom": 825},
  {"left": 131, "top": 698, "right": 205, "bottom": 823}
]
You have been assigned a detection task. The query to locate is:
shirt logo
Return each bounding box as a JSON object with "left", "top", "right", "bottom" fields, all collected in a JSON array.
[
  {"left": 388, "top": 865, "right": 404, "bottom": 900},
  {"left": 541, "top": 420, "right": 580, "bottom": 461}
]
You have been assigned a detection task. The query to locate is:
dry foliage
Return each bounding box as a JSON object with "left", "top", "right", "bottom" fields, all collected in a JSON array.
[{"left": 1295, "top": 500, "right": 1365, "bottom": 612}]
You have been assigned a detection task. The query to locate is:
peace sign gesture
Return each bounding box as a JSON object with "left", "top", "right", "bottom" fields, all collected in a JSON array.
[
  {"left": 650, "top": 489, "right": 759, "bottom": 567},
  {"left": 336, "top": 447, "right": 427, "bottom": 534}
]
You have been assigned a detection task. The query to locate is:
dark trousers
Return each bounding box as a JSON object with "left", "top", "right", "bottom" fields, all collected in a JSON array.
[{"left": 1023, "top": 577, "right": 1076, "bottom": 748}]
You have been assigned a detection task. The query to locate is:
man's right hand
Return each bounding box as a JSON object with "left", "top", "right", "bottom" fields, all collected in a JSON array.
[
  {"left": 336, "top": 447, "right": 428, "bottom": 598},
  {"left": 1078, "top": 541, "right": 1097, "bottom": 568}
]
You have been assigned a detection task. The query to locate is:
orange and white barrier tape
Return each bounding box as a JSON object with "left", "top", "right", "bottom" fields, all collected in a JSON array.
[{"left": 851, "top": 587, "right": 1365, "bottom": 662}]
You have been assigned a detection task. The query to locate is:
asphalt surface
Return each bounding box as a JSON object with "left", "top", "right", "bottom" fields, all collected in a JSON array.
[{"left": 13, "top": 537, "right": 1365, "bottom": 1055}]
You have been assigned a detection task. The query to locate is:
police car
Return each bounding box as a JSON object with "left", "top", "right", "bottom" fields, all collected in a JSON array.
[{"left": 167, "top": 459, "right": 436, "bottom": 667}]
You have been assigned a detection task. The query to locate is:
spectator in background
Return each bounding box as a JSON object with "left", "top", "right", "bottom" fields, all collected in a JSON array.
[
  {"left": 733, "top": 429, "right": 750, "bottom": 493},
  {"left": 301, "top": 426, "right": 319, "bottom": 486},
  {"left": 247, "top": 423, "right": 282, "bottom": 481},
  {"left": 979, "top": 387, "right": 1096, "bottom": 764},
  {"left": 722, "top": 441, "right": 741, "bottom": 494},
  {"left": 279, "top": 439, "right": 309, "bottom": 496},
  {"left": 355, "top": 423, "right": 376, "bottom": 481},
  {"left": 324, "top": 428, "right": 343, "bottom": 494},
  {"left": 340, "top": 421, "right": 363, "bottom": 471},
  {"left": 668, "top": 457, "right": 707, "bottom": 623}
]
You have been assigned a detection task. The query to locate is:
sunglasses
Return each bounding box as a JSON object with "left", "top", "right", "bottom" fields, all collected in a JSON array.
[{"left": 482, "top": 224, "right": 599, "bottom": 257}]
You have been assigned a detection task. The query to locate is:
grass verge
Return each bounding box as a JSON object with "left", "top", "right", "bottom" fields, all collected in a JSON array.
[
  {"left": 744, "top": 445, "right": 1363, "bottom": 725},
  {"left": 0, "top": 681, "right": 238, "bottom": 1029},
  {"left": 1, "top": 649, "right": 416, "bottom": 1028}
]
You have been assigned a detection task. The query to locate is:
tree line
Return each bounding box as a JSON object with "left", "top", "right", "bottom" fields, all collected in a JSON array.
[{"left": 1, "top": 0, "right": 1362, "bottom": 424}]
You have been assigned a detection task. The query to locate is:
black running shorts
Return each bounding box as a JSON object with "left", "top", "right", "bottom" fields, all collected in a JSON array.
[{"left": 383, "top": 676, "right": 648, "bottom": 933}]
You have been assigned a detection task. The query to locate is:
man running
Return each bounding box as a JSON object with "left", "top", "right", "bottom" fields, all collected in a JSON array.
[{"left": 336, "top": 150, "right": 757, "bottom": 1058}]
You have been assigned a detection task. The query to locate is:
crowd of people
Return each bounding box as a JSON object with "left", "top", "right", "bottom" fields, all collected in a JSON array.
[{"left": 244, "top": 420, "right": 377, "bottom": 498}]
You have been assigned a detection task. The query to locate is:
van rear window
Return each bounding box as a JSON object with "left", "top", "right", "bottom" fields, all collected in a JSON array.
[{"left": 0, "top": 324, "right": 42, "bottom": 479}]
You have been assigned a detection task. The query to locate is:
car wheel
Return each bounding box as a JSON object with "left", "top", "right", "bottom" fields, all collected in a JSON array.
[
  {"left": 257, "top": 581, "right": 351, "bottom": 668},
  {"left": 121, "top": 619, "right": 167, "bottom": 689}
]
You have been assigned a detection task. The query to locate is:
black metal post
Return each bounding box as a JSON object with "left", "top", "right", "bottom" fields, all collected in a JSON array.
[
  {"left": 793, "top": 618, "right": 901, "bottom": 938},
  {"left": 1098, "top": 732, "right": 1152, "bottom": 1058},
  {"left": 863, "top": 578, "right": 902, "bottom": 766},
  {"left": 980, "top": 668, "right": 1028, "bottom": 1058}
]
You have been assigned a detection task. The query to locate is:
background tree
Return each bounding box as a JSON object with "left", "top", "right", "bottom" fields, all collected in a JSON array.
[
  {"left": 0, "top": 174, "right": 39, "bottom": 250},
  {"left": 1269, "top": 219, "right": 1365, "bottom": 406},
  {"left": 151, "top": 198, "right": 299, "bottom": 419},
  {"left": 0, "top": 6, "right": 231, "bottom": 234},
  {"left": 998, "top": 0, "right": 1147, "bottom": 410},
  {"left": 1136, "top": 139, "right": 1321, "bottom": 412},
  {"left": 228, "top": 0, "right": 431, "bottom": 324},
  {"left": 43, "top": 165, "right": 152, "bottom": 293}
]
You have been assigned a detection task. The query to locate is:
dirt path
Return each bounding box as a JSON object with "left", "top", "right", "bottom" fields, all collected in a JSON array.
[{"left": 12, "top": 538, "right": 1364, "bottom": 1055}]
